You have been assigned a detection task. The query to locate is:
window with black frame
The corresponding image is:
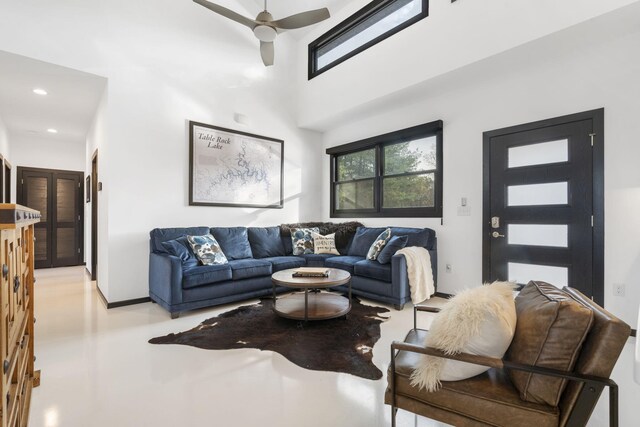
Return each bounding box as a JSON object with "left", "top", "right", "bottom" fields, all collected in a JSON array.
[
  {"left": 327, "top": 121, "right": 443, "bottom": 218},
  {"left": 308, "top": 0, "right": 429, "bottom": 79}
]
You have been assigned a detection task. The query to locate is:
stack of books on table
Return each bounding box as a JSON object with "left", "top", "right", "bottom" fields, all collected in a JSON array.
[{"left": 292, "top": 267, "right": 330, "bottom": 278}]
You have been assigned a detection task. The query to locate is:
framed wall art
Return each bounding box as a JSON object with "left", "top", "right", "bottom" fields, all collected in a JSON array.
[{"left": 189, "top": 121, "right": 284, "bottom": 208}]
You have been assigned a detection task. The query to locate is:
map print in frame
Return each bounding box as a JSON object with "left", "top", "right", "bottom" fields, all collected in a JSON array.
[{"left": 189, "top": 121, "right": 284, "bottom": 208}]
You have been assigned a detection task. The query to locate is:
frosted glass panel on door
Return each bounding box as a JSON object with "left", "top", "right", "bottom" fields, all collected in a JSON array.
[
  {"left": 508, "top": 262, "right": 568, "bottom": 287},
  {"left": 508, "top": 224, "right": 568, "bottom": 247},
  {"left": 508, "top": 139, "right": 568, "bottom": 168},
  {"left": 508, "top": 182, "right": 568, "bottom": 206}
]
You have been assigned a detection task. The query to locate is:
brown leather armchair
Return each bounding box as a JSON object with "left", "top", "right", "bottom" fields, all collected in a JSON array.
[{"left": 385, "top": 285, "right": 631, "bottom": 427}]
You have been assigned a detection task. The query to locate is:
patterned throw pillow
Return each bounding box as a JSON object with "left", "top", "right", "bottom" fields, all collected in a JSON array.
[
  {"left": 311, "top": 232, "right": 340, "bottom": 255},
  {"left": 366, "top": 228, "right": 391, "bottom": 261},
  {"left": 186, "top": 234, "right": 228, "bottom": 266},
  {"left": 291, "top": 228, "right": 319, "bottom": 256}
]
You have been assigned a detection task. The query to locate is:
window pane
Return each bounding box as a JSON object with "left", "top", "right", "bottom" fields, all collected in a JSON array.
[
  {"left": 337, "top": 149, "right": 375, "bottom": 181},
  {"left": 508, "top": 139, "right": 568, "bottom": 168},
  {"left": 508, "top": 262, "right": 568, "bottom": 287},
  {"left": 384, "top": 136, "right": 436, "bottom": 175},
  {"left": 316, "top": 0, "right": 423, "bottom": 71},
  {"left": 508, "top": 182, "right": 568, "bottom": 206},
  {"left": 508, "top": 224, "right": 568, "bottom": 247},
  {"left": 382, "top": 173, "right": 434, "bottom": 208},
  {"left": 336, "top": 180, "right": 374, "bottom": 210}
]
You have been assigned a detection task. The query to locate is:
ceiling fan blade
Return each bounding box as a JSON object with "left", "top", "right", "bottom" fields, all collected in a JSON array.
[
  {"left": 260, "top": 41, "right": 274, "bottom": 66},
  {"left": 193, "top": 0, "right": 257, "bottom": 29},
  {"left": 271, "top": 8, "right": 330, "bottom": 30}
]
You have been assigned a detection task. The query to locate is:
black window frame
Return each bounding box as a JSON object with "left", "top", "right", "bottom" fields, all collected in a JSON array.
[
  {"left": 327, "top": 120, "right": 443, "bottom": 218},
  {"left": 308, "top": 0, "right": 430, "bottom": 80}
]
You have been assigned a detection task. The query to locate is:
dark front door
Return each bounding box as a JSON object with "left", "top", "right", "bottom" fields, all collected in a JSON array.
[
  {"left": 483, "top": 109, "right": 604, "bottom": 304},
  {"left": 17, "top": 167, "right": 84, "bottom": 269}
]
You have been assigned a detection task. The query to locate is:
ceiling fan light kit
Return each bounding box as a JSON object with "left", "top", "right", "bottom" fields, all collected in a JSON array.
[
  {"left": 254, "top": 25, "right": 277, "bottom": 42},
  {"left": 193, "top": 0, "right": 330, "bottom": 66}
]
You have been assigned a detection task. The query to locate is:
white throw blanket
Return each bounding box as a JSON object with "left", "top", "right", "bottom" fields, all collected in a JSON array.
[{"left": 396, "top": 247, "right": 434, "bottom": 303}]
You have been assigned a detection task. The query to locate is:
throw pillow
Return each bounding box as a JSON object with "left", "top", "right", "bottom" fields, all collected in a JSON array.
[
  {"left": 247, "top": 227, "right": 285, "bottom": 258},
  {"left": 366, "top": 228, "right": 391, "bottom": 260},
  {"left": 410, "top": 281, "right": 517, "bottom": 392},
  {"left": 506, "top": 281, "right": 594, "bottom": 406},
  {"left": 348, "top": 227, "right": 388, "bottom": 257},
  {"left": 161, "top": 236, "right": 199, "bottom": 268},
  {"left": 186, "top": 234, "right": 228, "bottom": 266},
  {"left": 291, "top": 228, "right": 319, "bottom": 255},
  {"left": 311, "top": 232, "right": 340, "bottom": 255},
  {"left": 376, "top": 235, "right": 408, "bottom": 264},
  {"left": 210, "top": 227, "right": 253, "bottom": 260}
]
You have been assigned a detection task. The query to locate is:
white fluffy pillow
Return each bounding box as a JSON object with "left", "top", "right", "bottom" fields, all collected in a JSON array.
[{"left": 410, "top": 281, "right": 517, "bottom": 392}]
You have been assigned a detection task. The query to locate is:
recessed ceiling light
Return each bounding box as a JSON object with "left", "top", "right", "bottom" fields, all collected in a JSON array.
[
  {"left": 33, "top": 88, "right": 48, "bottom": 95},
  {"left": 47, "top": 128, "right": 58, "bottom": 134}
]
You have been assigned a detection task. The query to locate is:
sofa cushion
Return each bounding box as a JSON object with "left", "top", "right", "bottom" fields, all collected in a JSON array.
[
  {"left": 366, "top": 228, "right": 391, "bottom": 261},
  {"left": 227, "top": 259, "right": 272, "bottom": 280},
  {"left": 506, "top": 281, "right": 594, "bottom": 406},
  {"left": 377, "top": 235, "right": 408, "bottom": 264},
  {"left": 161, "top": 236, "right": 199, "bottom": 268},
  {"left": 150, "top": 227, "right": 209, "bottom": 253},
  {"left": 311, "top": 232, "right": 340, "bottom": 255},
  {"left": 348, "top": 227, "right": 387, "bottom": 257},
  {"left": 298, "top": 253, "right": 339, "bottom": 267},
  {"left": 248, "top": 227, "right": 286, "bottom": 258},
  {"left": 291, "top": 228, "right": 319, "bottom": 255},
  {"left": 210, "top": 227, "right": 253, "bottom": 260},
  {"left": 262, "top": 256, "right": 306, "bottom": 272},
  {"left": 390, "top": 227, "right": 434, "bottom": 249},
  {"left": 354, "top": 260, "right": 392, "bottom": 282},
  {"left": 325, "top": 256, "right": 365, "bottom": 274},
  {"left": 186, "top": 234, "right": 228, "bottom": 266},
  {"left": 182, "top": 264, "right": 233, "bottom": 289}
]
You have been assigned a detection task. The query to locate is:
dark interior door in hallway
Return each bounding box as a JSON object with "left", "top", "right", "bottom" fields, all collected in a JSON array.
[{"left": 17, "top": 167, "right": 84, "bottom": 269}]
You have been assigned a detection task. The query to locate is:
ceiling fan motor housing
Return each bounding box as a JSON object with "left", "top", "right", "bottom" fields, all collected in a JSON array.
[{"left": 254, "top": 10, "right": 277, "bottom": 42}]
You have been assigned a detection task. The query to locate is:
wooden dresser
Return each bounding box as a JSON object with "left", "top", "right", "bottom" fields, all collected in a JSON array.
[{"left": 0, "top": 205, "right": 40, "bottom": 427}]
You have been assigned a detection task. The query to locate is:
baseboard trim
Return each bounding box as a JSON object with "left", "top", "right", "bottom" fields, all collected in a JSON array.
[
  {"left": 96, "top": 285, "right": 108, "bottom": 308},
  {"left": 94, "top": 285, "right": 150, "bottom": 308},
  {"left": 107, "top": 297, "right": 151, "bottom": 309}
]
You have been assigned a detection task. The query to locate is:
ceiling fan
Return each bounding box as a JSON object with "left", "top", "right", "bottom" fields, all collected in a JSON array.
[{"left": 193, "top": 0, "right": 330, "bottom": 66}]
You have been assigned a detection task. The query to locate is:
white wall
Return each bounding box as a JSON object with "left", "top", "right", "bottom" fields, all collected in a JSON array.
[
  {"left": 313, "top": 8, "right": 640, "bottom": 426},
  {"left": 296, "top": 0, "right": 640, "bottom": 130},
  {"left": 320, "top": 8, "right": 640, "bottom": 326},
  {"left": 0, "top": 0, "right": 324, "bottom": 302},
  {"left": 84, "top": 87, "right": 109, "bottom": 294},
  {"left": 0, "top": 115, "right": 9, "bottom": 162},
  {"left": 9, "top": 134, "right": 85, "bottom": 172}
]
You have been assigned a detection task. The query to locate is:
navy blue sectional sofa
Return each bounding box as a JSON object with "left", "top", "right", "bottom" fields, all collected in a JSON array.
[{"left": 149, "top": 225, "right": 437, "bottom": 318}]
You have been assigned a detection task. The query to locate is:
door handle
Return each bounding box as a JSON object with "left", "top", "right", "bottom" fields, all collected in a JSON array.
[{"left": 491, "top": 231, "right": 505, "bottom": 238}]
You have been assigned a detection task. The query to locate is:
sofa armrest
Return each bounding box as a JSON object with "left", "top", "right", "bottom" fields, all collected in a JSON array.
[
  {"left": 149, "top": 252, "right": 183, "bottom": 305},
  {"left": 391, "top": 253, "right": 410, "bottom": 301}
]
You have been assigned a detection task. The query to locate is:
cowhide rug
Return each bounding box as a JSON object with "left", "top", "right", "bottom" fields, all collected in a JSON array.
[{"left": 149, "top": 297, "right": 390, "bottom": 380}]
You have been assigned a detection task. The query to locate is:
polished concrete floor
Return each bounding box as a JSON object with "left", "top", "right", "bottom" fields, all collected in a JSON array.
[{"left": 28, "top": 267, "right": 639, "bottom": 427}]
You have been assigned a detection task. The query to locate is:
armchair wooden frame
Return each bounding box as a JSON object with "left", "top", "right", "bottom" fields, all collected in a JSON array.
[{"left": 389, "top": 306, "right": 621, "bottom": 427}]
